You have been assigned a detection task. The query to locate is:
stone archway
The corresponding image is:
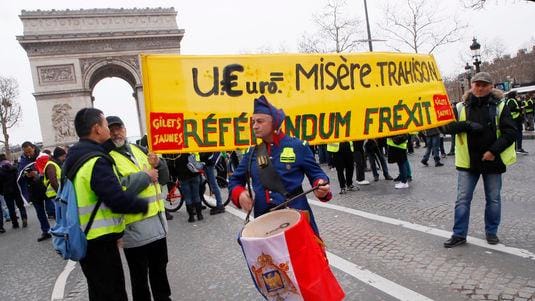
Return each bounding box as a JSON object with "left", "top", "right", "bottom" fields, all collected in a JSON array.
[{"left": 17, "top": 8, "right": 184, "bottom": 145}]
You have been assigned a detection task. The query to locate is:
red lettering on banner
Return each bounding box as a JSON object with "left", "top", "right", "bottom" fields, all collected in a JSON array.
[
  {"left": 433, "top": 94, "right": 453, "bottom": 122},
  {"left": 150, "top": 112, "right": 184, "bottom": 151}
]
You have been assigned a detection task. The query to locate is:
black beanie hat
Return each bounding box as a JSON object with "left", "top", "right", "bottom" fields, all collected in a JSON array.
[{"left": 53, "top": 147, "right": 66, "bottom": 159}]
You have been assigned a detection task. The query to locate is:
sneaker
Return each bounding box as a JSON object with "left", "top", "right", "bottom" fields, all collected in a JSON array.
[
  {"left": 435, "top": 162, "right": 444, "bottom": 167},
  {"left": 420, "top": 160, "right": 429, "bottom": 166},
  {"left": 37, "top": 233, "right": 52, "bottom": 242},
  {"left": 407, "top": 176, "right": 413, "bottom": 182},
  {"left": 0, "top": 227, "right": 5, "bottom": 233},
  {"left": 394, "top": 182, "right": 409, "bottom": 189},
  {"left": 393, "top": 176, "right": 400, "bottom": 182},
  {"left": 441, "top": 154, "right": 447, "bottom": 158},
  {"left": 447, "top": 152, "right": 455, "bottom": 156},
  {"left": 22, "top": 219, "right": 28, "bottom": 228},
  {"left": 486, "top": 234, "right": 499, "bottom": 245},
  {"left": 518, "top": 149, "right": 529, "bottom": 154},
  {"left": 384, "top": 175, "right": 394, "bottom": 180},
  {"left": 444, "top": 236, "right": 466, "bottom": 248},
  {"left": 347, "top": 185, "right": 356, "bottom": 191},
  {"left": 374, "top": 176, "right": 379, "bottom": 182},
  {"left": 12, "top": 222, "right": 19, "bottom": 229},
  {"left": 209, "top": 206, "right": 226, "bottom": 215},
  {"left": 356, "top": 180, "right": 370, "bottom": 185},
  {"left": 339, "top": 188, "right": 346, "bottom": 195}
]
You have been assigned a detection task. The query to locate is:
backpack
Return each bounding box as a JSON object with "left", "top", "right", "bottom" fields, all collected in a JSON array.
[{"left": 50, "top": 151, "right": 109, "bottom": 261}]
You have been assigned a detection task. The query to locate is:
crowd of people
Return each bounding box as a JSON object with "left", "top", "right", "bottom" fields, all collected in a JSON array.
[{"left": 0, "top": 71, "right": 533, "bottom": 300}]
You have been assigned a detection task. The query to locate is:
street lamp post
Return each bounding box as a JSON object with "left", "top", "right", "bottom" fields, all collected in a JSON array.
[
  {"left": 470, "top": 37, "right": 482, "bottom": 73},
  {"left": 464, "top": 62, "right": 473, "bottom": 83},
  {"left": 363, "top": 0, "right": 373, "bottom": 52}
]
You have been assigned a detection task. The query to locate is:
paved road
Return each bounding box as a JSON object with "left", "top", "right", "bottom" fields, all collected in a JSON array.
[{"left": 1, "top": 140, "right": 535, "bottom": 301}]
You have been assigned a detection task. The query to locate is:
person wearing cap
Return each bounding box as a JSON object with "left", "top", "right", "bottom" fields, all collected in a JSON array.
[
  {"left": 42, "top": 146, "right": 68, "bottom": 220},
  {"left": 64, "top": 108, "right": 149, "bottom": 301},
  {"left": 229, "top": 95, "right": 332, "bottom": 236},
  {"left": 442, "top": 72, "right": 517, "bottom": 248},
  {"left": 105, "top": 115, "right": 172, "bottom": 301}
]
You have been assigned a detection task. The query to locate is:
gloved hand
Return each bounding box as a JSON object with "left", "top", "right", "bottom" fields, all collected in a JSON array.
[
  {"left": 467, "top": 121, "right": 484, "bottom": 133},
  {"left": 457, "top": 121, "right": 484, "bottom": 133}
]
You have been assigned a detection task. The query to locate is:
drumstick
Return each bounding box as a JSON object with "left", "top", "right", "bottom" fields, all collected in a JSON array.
[{"left": 269, "top": 182, "right": 329, "bottom": 212}]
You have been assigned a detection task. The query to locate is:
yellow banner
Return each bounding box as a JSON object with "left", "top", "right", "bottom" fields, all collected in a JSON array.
[{"left": 141, "top": 53, "right": 454, "bottom": 153}]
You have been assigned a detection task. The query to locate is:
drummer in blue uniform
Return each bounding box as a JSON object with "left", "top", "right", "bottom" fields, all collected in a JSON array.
[{"left": 229, "top": 95, "right": 332, "bottom": 235}]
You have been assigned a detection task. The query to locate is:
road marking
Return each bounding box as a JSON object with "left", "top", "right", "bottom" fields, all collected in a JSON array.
[
  {"left": 51, "top": 260, "right": 76, "bottom": 301},
  {"left": 225, "top": 204, "right": 434, "bottom": 301},
  {"left": 309, "top": 199, "right": 535, "bottom": 260},
  {"left": 328, "top": 253, "right": 434, "bottom": 301}
]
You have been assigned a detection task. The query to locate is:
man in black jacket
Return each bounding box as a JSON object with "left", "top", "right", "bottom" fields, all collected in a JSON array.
[
  {"left": 0, "top": 156, "right": 27, "bottom": 229},
  {"left": 442, "top": 72, "right": 517, "bottom": 248},
  {"left": 64, "top": 108, "right": 148, "bottom": 301}
]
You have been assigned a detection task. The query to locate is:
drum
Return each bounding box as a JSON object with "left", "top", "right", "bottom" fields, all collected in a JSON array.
[{"left": 239, "top": 209, "right": 345, "bottom": 301}]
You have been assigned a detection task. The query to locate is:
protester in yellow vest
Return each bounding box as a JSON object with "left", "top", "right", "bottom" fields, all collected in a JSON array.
[
  {"left": 106, "top": 116, "right": 172, "bottom": 301},
  {"left": 63, "top": 108, "right": 148, "bottom": 301},
  {"left": 386, "top": 134, "right": 411, "bottom": 189},
  {"left": 327, "top": 142, "right": 355, "bottom": 194},
  {"left": 506, "top": 91, "right": 528, "bottom": 154},
  {"left": 42, "top": 146, "right": 67, "bottom": 219},
  {"left": 441, "top": 72, "right": 517, "bottom": 248},
  {"left": 523, "top": 95, "right": 534, "bottom": 131}
]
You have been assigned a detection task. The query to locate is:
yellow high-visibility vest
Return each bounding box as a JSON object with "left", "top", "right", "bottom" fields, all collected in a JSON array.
[
  {"left": 43, "top": 160, "right": 61, "bottom": 198},
  {"left": 74, "top": 157, "right": 125, "bottom": 240},
  {"left": 110, "top": 145, "right": 165, "bottom": 225},
  {"left": 455, "top": 101, "right": 516, "bottom": 168}
]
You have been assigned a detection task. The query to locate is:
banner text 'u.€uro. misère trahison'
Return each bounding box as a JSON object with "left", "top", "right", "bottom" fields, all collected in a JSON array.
[{"left": 140, "top": 53, "right": 454, "bottom": 154}]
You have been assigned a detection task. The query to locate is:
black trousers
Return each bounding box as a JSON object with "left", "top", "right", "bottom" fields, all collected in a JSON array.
[
  {"left": 333, "top": 150, "right": 354, "bottom": 189},
  {"left": 352, "top": 140, "right": 366, "bottom": 181},
  {"left": 80, "top": 238, "right": 128, "bottom": 301},
  {"left": 124, "top": 238, "right": 171, "bottom": 301}
]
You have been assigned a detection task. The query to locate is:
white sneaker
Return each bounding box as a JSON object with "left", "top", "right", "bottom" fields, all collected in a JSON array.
[
  {"left": 394, "top": 182, "right": 409, "bottom": 189},
  {"left": 356, "top": 180, "right": 370, "bottom": 185}
]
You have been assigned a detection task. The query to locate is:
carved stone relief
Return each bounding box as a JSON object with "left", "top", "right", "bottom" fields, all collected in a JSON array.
[
  {"left": 37, "top": 64, "right": 76, "bottom": 85},
  {"left": 24, "top": 37, "right": 181, "bottom": 57},
  {"left": 51, "top": 103, "right": 76, "bottom": 143}
]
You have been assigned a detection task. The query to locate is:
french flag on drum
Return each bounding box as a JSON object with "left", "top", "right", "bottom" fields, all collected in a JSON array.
[{"left": 239, "top": 210, "right": 345, "bottom": 301}]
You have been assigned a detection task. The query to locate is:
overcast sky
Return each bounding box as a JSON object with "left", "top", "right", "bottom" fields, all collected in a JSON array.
[{"left": 1, "top": 0, "right": 534, "bottom": 145}]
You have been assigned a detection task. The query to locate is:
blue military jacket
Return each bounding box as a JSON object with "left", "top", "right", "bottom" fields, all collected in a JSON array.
[{"left": 229, "top": 133, "right": 329, "bottom": 234}]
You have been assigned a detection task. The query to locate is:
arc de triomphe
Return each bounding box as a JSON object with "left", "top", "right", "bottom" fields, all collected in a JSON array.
[{"left": 17, "top": 8, "right": 184, "bottom": 145}]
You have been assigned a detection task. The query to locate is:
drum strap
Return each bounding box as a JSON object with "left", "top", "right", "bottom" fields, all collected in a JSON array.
[
  {"left": 256, "top": 142, "right": 289, "bottom": 196},
  {"left": 245, "top": 146, "right": 256, "bottom": 224}
]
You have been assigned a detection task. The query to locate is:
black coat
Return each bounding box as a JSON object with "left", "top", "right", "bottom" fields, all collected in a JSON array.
[
  {"left": 443, "top": 89, "right": 517, "bottom": 174},
  {"left": 0, "top": 163, "right": 21, "bottom": 197}
]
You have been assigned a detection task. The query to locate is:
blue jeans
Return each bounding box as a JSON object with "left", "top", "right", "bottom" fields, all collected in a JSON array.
[
  {"left": 205, "top": 166, "right": 222, "bottom": 207},
  {"left": 181, "top": 175, "right": 201, "bottom": 206},
  {"left": 32, "top": 198, "right": 50, "bottom": 233},
  {"left": 422, "top": 135, "right": 440, "bottom": 163},
  {"left": 45, "top": 198, "right": 55, "bottom": 219},
  {"left": 452, "top": 171, "right": 502, "bottom": 238}
]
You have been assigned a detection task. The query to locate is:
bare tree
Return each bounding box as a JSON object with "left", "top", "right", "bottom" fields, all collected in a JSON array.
[
  {"left": 298, "top": 0, "right": 364, "bottom": 53},
  {"left": 462, "top": 0, "right": 535, "bottom": 9},
  {"left": 481, "top": 38, "right": 507, "bottom": 62},
  {"left": 379, "top": 0, "right": 467, "bottom": 54},
  {"left": 0, "top": 76, "right": 22, "bottom": 159}
]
